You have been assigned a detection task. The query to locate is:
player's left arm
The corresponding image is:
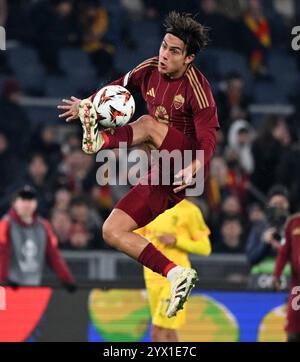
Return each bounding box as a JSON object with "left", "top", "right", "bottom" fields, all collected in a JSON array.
[
  {"left": 173, "top": 80, "right": 219, "bottom": 193},
  {"left": 175, "top": 208, "right": 211, "bottom": 256}
]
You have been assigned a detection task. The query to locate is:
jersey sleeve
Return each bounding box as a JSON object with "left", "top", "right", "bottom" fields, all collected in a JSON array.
[
  {"left": 186, "top": 67, "right": 219, "bottom": 168},
  {"left": 175, "top": 207, "right": 211, "bottom": 256}
]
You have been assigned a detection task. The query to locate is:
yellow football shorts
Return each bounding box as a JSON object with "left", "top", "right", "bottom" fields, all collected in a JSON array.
[{"left": 146, "top": 280, "right": 187, "bottom": 329}]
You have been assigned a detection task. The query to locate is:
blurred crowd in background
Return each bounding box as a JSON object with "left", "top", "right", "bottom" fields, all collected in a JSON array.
[{"left": 0, "top": 0, "right": 300, "bottom": 255}]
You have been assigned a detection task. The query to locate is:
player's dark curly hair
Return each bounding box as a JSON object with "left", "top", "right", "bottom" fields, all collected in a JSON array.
[{"left": 163, "top": 11, "right": 210, "bottom": 55}]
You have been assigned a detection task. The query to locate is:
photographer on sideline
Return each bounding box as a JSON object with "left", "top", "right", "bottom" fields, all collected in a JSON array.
[{"left": 245, "top": 185, "right": 290, "bottom": 289}]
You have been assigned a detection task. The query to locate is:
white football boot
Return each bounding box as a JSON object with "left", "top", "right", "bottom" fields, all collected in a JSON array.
[
  {"left": 78, "top": 98, "right": 106, "bottom": 154},
  {"left": 166, "top": 267, "right": 198, "bottom": 318}
]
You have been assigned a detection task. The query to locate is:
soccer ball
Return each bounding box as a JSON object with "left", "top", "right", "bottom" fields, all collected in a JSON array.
[{"left": 92, "top": 85, "right": 135, "bottom": 128}]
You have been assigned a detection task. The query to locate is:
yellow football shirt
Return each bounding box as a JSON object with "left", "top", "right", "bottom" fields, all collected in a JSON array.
[{"left": 135, "top": 199, "right": 211, "bottom": 285}]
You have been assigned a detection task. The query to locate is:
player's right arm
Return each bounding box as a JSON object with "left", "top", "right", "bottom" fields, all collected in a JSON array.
[{"left": 57, "top": 57, "right": 158, "bottom": 122}]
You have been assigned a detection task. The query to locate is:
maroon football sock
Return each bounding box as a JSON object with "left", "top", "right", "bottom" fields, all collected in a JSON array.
[
  {"left": 101, "top": 125, "right": 133, "bottom": 149},
  {"left": 138, "top": 243, "right": 177, "bottom": 277}
]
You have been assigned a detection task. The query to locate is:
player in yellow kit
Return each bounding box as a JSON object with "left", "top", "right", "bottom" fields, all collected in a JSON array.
[{"left": 135, "top": 199, "right": 211, "bottom": 342}]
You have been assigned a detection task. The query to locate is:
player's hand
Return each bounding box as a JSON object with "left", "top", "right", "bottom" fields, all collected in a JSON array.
[
  {"left": 158, "top": 234, "right": 176, "bottom": 246},
  {"left": 173, "top": 165, "right": 195, "bottom": 193},
  {"left": 272, "top": 276, "right": 281, "bottom": 292},
  {"left": 57, "top": 96, "right": 81, "bottom": 122}
]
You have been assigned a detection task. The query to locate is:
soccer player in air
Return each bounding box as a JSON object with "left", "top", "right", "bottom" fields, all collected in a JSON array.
[
  {"left": 58, "top": 12, "right": 219, "bottom": 317},
  {"left": 136, "top": 199, "right": 211, "bottom": 341},
  {"left": 273, "top": 212, "right": 300, "bottom": 342}
]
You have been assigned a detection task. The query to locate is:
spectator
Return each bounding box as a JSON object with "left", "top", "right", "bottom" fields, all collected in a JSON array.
[
  {"left": 217, "top": 73, "right": 251, "bottom": 135},
  {"left": 52, "top": 188, "right": 72, "bottom": 212},
  {"left": 206, "top": 156, "right": 229, "bottom": 214},
  {"left": 227, "top": 119, "right": 255, "bottom": 174},
  {"left": 0, "top": 185, "right": 76, "bottom": 289},
  {"left": 30, "top": 0, "right": 80, "bottom": 74},
  {"left": 79, "top": 0, "right": 116, "bottom": 77},
  {"left": 247, "top": 202, "right": 266, "bottom": 227},
  {"left": 31, "top": 125, "right": 62, "bottom": 173},
  {"left": 69, "top": 222, "right": 93, "bottom": 250},
  {"left": 90, "top": 185, "right": 114, "bottom": 220},
  {"left": 225, "top": 147, "right": 250, "bottom": 205},
  {"left": 238, "top": 0, "right": 272, "bottom": 79},
  {"left": 251, "top": 116, "right": 292, "bottom": 194},
  {"left": 246, "top": 185, "right": 291, "bottom": 287},
  {"left": 51, "top": 209, "right": 72, "bottom": 249},
  {"left": 196, "top": 0, "right": 236, "bottom": 49},
  {"left": 210, "top": 193, "right": 244, "bottom": 244},
  {"left": 12, "top": 154, "right": 55, "bottom": 217},
  {"left": 0, "top": 132, "right": 23, "bottom": 215},
  {"left": 220, "top": 194, "right": 243, "bottom": 219},
  {"left": 214, "top": 216, "right": 245, "bottom": 254},
  {"left": 0, "top": 78, "right": 31, "bottom": 154},
  {"left": 275, "top": 129, "right": 300, "bottom": 212},
  {"left": 58, "top": 148, "right": 95, "bottom": 194},
  {"left": 61, "top": 130, "right": 82, "bottom": 157},
  {"left": 69, "top": 197, "right": 105, "bottom": 249}
]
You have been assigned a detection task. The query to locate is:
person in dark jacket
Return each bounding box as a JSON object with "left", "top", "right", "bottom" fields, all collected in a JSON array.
[
  {"left": 245, "top": 185, "right": 290, "bottom": 288},
  {"left": 0, "top": 185, "right": 76, "bottom": 290}
]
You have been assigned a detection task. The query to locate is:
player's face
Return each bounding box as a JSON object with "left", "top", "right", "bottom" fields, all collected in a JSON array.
[{"left": 159, "top": 33, "right": 195, "bottom": 78}]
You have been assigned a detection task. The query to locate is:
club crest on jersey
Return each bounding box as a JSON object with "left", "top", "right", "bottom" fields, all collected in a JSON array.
[
  {"left": 155, "top": 106, "right": 169, "bottom": 124},
  {"left": 173, "top": 94, "right": 185, "bottom": 110}
]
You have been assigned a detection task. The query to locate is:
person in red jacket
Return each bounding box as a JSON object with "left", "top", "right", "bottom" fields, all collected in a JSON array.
[
  {"left": 0, "top": 185, "right": 76, "bottom": 290},
  {"left": 273, "top": 212, "right": 300, "bottom": 342}
]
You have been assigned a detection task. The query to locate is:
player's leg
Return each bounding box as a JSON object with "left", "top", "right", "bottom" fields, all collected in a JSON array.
[
  {"left": 103, "top": 208, "right": 179, "bottom": 276},
  {"left": 166, "top": 329, "right": 179, "bottom": 342},
  {"left": 102, "top": 183, "right": 198, "bottom": 318},
  {"left": 151, "top": 325, "right": 167, "bottom": 342},
  {"left": 151, "top": 325, "right": 178, "bottom": 342},
  {"left": 102, "top": 208, "right": 151, "bottom": 258},
  {"left": 78, "top": 98, "right": 168, "bottom": 154}
]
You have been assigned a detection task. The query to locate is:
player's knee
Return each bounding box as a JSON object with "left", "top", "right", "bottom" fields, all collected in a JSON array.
[{"left": 138, "top": 115, "right": 158, "bottom": 135}]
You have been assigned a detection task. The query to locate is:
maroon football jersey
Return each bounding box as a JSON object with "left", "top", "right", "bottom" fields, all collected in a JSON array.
[
  {"left": 274, "top": 213, "right": 300, "bottom": 285},
  {"left": 110, "top": 57, "right": 219, "bottom": 145}
]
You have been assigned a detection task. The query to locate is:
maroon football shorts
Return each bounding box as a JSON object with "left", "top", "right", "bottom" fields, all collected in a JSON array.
[{"left": 115, "top": 126, "right": 201, "bottom": 227}]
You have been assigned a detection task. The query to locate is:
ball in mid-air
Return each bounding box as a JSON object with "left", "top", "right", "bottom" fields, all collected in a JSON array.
[{"left": 92, "top": 85, "right": 135, "bottom": 128}]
